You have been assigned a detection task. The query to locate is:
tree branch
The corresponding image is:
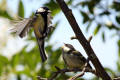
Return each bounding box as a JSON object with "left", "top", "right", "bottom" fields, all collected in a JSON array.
[
  {"left": 56, "top": 0, "right": 111, "bottom": 80},
  {"left": 48, "top": 66, "right": 96, "bottom": 80},
  {"left": 113, "top": 77, "right": 120, "bottom": 80}
]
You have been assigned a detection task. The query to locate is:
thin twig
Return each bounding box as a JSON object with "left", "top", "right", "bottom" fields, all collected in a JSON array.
[
  {"left": 48, "top": 66, "right": 96, "bottom": 80},
  {"left": 88, "top": 36, "right": 93, "bottom": 43},
  {"left": 113, "top": 77, "right": 120, "bottom": 80},
  {"left": 71, "top": 36, "right": 77, "bottom": 40},
  {"left": 71, "top": 35, "right": 93, "bottom": 42}
]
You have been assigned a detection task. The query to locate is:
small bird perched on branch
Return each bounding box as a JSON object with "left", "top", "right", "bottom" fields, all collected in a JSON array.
[
  {"left": 11, "top": 7, "right": 53, "bottom": 62},
  {"left": 61, "top": 43, "right": 92, "bottom": 70}
]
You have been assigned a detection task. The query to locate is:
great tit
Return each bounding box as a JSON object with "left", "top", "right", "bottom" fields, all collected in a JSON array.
[
  {"left": 61, "top": 43, "right": 92, "bottom": 70},
  {"left": 11, "top": 7, "right": 52, "bottom": 62}
]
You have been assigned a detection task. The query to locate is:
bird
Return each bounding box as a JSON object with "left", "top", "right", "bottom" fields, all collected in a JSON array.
[
  {"left": 61, "top": 43, "right": 92, "bottom": 70},
  {"left": 11, "top": 7, "right": 52, "bottom": 62}
]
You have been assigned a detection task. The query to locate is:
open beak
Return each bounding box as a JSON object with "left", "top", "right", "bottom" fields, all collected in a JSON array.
[
  {"left": 61, "top": 46, "right": 65, "bottom": 49},
  {"left": 61, "top": 43, "right": 66, "bottom": 49}
]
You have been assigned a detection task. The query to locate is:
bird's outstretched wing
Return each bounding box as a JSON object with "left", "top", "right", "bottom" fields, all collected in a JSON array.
[
  {"left": 10, "top": 18, "right": 33, "bottom": 38},
  {"left": 72, "top": 51, "right": 92, "bottom": 69},
  {"left": 72, "top": 51, "right": 86, "bottom": 62},
  {"left": 47, "top": 13, "right": 52, "bottom": 26}
]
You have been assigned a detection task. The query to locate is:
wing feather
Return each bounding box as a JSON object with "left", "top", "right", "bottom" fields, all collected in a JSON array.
[
  {"left": 47, "top": 13, "right": 52, "bottom": 26},
  {"left": 10, "top": 18, "right": 32, "bottom": 38}
]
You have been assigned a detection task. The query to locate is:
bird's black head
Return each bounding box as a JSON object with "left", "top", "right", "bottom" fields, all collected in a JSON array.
[
  {"left": 64, "top": 43, "right": 75, "bottom": 51},
  {"left": 35, "top": 7, "right": 51, "bottom": 15}
]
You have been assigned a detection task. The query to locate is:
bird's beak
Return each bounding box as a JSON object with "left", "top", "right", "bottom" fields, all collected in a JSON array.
[
  {"left": 61, "top": 43, "right": 66, "bottom": 49},
  {"left": 63, "top": 43, "right": 66, "bottom": 45},
  {"left": 61, "top": 46, "right": 64, "bottom": 49}
]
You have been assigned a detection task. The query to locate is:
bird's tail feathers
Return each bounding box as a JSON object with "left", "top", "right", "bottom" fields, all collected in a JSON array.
[{"left": 37, "top": 39, "right": 47, "bottom": 62}]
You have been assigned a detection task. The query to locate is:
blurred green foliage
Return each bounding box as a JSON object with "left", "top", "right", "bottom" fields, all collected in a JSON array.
[
  {"left": 18, "top": 0, "right": 24, "bottom": 18},
  {"left": 0, "top": 0, "right": 120, "bottom": 80}
]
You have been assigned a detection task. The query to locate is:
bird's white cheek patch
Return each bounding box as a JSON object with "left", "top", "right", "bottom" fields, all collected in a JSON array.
[
  {"left": 37, "top": 8, "right": 45, "bottom": 12},
  {"left": 63, "top": 46, "right": 70, "bottom": 52}
]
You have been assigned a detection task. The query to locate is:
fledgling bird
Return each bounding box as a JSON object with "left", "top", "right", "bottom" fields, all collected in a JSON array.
[
  {"left": 11, "top": 7, "right": 52, "bottom": 62},
  {"left": 61, "top": 43, "right": 92, "bottom": 70}
]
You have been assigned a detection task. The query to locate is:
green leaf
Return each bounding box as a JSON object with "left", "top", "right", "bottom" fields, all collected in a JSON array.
[
  {"left": 23, "top": 52, "right": 35, "bottom": 70},
  {"left": 45, "top": 45, "right": 63, "bottom": 67},
  {"left": 86, "top": 21, "right": 92, "bottom": 32},
  {"left": 0, "top": 55, "right": 9, "bottom": 75},
  {"left": 112, "top": 1, "right": 120, "bottom": 11},
  {"left": 0, "top": 0, "right": 12, "bottom": 19},
  {"left": 88, "top": 5, "right": 94, "bottom": 14},
  {"left": 37, "top": 64, "right": 46, "bottom": 77},
  {"left": 17, "top": 75, "right": 21, "bottom": 80},
  {"left": 10, "top": 54, "right": 20, "bottom": 68},
  {"left": 93, "top": 24, "right": 101, "bottom": 35},
  {"left": 116, "top": 16, "right": 120, "bottom": 24},
  {"left": 45, "top": 0, "right": 60, "bottom": 16},
  {"left": 45, "top": 45, "right": 53, "bottom": 53},
  {"left": 102, "top": 31, "right": 105, "bottom": 42},
  {"left": 99, "top": 11, "right": 110, "bottom": 16},
  {"left": 80, "top": 11, "right": 90, "bottom": 23},
  {"left": 48, "top": 48, "right": 61, "bottom": 65},
  {"left": 117, "top": 40, "right": 120, "bottom": 57},
  {"left": 0, "top": 63, "right": 3, "bottom": 75},
  {"left": 66, "top": 0, "right": 73, "bottom": 5},
  {"left": 18, "top": 0, "right": 24, "bottom": 18},
  {"left": 117, "top": 60, "right": 120, "bottom": 72},
  {"left": 105, "top": 67, "right": 115, "bottom": 76},
  {"left": 77, "top": 1, "right": 89, "bottom": 7},
  {"left": 0, "top": 9, "right": 13, "bottom": 19},
  {"left": 105, "top": 24, "right": 120, "bottom": 30},
  {"left": 20, "top": 45, "right": 41, "bottom": 70},
  {"left": 16, "top": 66, "right": 31, "bottom": 76},
  {"left": 88, "top": 0, "right": 100, "bottom": 13},
  {"left": 117, "top": 40, "right": 120, "bottom": 47},
  {"left": 0, "top": 55, "right": 9, "bottom": 65}
]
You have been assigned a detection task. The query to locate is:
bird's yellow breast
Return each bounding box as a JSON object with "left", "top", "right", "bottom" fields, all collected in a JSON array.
[{"left": 33, "top": 14, "right": 45, "bottom": 37}]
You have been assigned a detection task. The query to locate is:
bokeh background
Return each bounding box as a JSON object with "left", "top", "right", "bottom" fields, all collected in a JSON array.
[{"left": 0, "top": 0, "right": 120, "bottom": 80}]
